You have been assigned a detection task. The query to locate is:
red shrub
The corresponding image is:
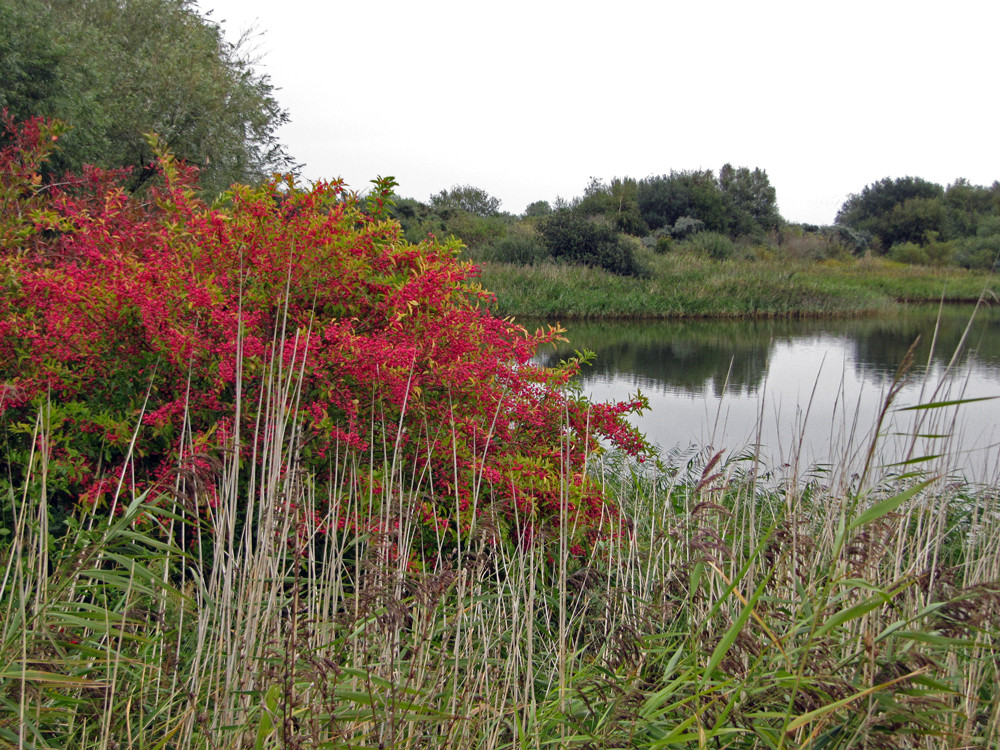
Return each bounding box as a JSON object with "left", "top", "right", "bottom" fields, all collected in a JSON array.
[{"left": 0, "top": 118, "right": 648, "bottom": 553}]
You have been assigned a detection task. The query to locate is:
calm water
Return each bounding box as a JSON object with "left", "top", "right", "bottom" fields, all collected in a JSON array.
[{"left": 532, "top": 306, "right": 1000, "bottom": 481}]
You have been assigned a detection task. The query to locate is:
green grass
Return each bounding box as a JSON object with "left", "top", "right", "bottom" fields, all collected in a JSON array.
[
  {"left": 476, "top": 251, "right": 999, "bottom": 319},
  {"left": 3, "top": 368, "right": 999, "bottom": 748}
]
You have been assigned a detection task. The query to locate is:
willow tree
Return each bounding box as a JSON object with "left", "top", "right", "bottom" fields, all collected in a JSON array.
[{"left": 1, "top": 0, "right": 294, "bottom": 193}]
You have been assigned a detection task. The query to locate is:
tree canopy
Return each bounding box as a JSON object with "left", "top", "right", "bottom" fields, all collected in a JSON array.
[
  {"left": 637, "top": 170, "right": 731, "bottom": 234},
  {"left": 718, "top": 164, "right": 781, "bottom": 236},
  {"left": 835, "top": 176, "right": 1000, "bottom": 265},
  {"left": 429, "top": 184, "right": 503, "bottom": 217},
  {"left": 835, "top": 177, "right": 944, "bottom": 249},
  {"left": 1, "top": 0, "right": 294, "bottom": 194}
]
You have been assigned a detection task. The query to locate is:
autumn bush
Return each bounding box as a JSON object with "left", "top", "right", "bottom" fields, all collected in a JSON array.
[
  {"left": 0, "top": 115, "right": 647, "bottom": 558},
  {"left": 5, "top": 117, "right": 1000, "bottom": 750}
]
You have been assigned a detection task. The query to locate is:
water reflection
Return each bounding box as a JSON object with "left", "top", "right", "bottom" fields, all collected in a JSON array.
[{"left": 529, "top": 306, "right": 1000, "bottom": 480}]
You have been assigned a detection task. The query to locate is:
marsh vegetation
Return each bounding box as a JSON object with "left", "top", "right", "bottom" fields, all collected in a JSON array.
[
  {"left": 2, "top": 118, "right": 999, "bottom": 750},
  {"left": 3, "top": 8, "right": 1000, "bottom": 742}
]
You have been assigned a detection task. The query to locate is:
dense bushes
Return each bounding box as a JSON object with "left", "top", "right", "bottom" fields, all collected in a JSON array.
[
  {"left": 391, "top": 167, "right": 780, "bottom": 275},
  {"left": 575, "top": 177, "right": 648, "bottom": 236},
  {"left": 953, "top": 233, "right": 1000, "bottom": 270},
  {"left": 892, "top": 233, "right": 1000, "bottom": 270},
  {"left": 391, "top": 192, "right": 512, "bottom": 250},
  {"left": 480, "top": 224, "right": 549, "bottom": 264},
  {"left": 392, "top": 168, "right": 1000, "bottom": 278},
  {"left": 836, "top": 176, "right": 944, "bottom": 249},
  {"left": 0, "top": 116, "right": 648, "bottom": 555},
  {"left": 537, "top": 210, "right": 646, "bottom": 276},
  {"left": 837, "top": 176, "right": 1000, "bottom": 260},
  {"left": 636, "top": 166, "right": 780, "bottom": 239}
]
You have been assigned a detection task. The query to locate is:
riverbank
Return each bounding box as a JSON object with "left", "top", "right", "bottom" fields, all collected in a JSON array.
[{"left": 476, "top": 252, "right": 999, "bottom": 318}]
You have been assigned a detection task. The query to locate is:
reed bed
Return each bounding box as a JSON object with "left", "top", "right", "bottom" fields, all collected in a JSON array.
[
  {"left": 476, "top": 254, "right": 997, "bottom": 319},
  {"left": 2, "top": 358, "right": 999, "bottom": 750}
]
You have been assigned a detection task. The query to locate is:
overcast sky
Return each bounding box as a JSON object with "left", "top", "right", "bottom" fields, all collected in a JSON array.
[{"left": 198, "top": 0, "right": 999, "bottom": 226}]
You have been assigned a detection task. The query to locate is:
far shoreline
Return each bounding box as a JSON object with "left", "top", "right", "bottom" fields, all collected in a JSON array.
[{"left": 475, "top": 255, "right": 998, "bottom": 321}]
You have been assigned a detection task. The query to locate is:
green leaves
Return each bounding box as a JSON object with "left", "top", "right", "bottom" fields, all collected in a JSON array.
[
  {"left": 13, "top": 0, "right": 294, "bottom": 195},
  {"left": 847, "top": 477, "right": 935, "bottom": 532},
  {"left": 537, "top": 209, "right": 645, "bottom": 277}
]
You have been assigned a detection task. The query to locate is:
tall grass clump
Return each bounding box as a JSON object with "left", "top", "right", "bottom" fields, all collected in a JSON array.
[
  {"left": 5, "top": 391, "right": 999, "bottom": 747},
  {"left": 678, "top": 230, "right": 738, "bottom": 260},
  {"left": 479, "top": 251, "right": 997, "bottom": 319},
  {"left": 2, "top": 115, "right": 999, "bottom": 748}
]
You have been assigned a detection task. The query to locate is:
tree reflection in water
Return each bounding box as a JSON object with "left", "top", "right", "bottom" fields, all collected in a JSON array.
[{"left": 529, "top": 305, "right": 1000, "bottom": 480}]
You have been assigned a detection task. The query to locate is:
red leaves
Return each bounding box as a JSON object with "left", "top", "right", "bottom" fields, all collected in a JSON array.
[{"left": 0, "top": 116, "right": 650, "bottom": 553}]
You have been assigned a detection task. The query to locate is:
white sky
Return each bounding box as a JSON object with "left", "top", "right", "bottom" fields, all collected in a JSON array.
[{"left": 198, "top": 0, "right": 1000, "bottom": 226}]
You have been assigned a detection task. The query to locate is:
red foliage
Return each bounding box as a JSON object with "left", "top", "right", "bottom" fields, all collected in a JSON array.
[{"left": 0, "top": 117, "right": 648, "bottom": 552}]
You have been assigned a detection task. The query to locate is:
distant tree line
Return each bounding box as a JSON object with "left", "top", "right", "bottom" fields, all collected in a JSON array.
[
  {"left": 391, "top": 166, "right": 782, "bottom": 277},
  {"left": 391, "top": 169, "right": 1000, "bottom": 276}
]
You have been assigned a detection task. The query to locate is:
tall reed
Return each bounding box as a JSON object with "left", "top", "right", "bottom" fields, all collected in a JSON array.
[{"left": 2, "top": 334, "right": 999, "bottom": 749}]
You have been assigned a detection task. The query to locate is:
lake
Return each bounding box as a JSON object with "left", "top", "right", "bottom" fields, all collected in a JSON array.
[{"left": 531, "top": 305, "right": 1000, "bottom": 483}]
